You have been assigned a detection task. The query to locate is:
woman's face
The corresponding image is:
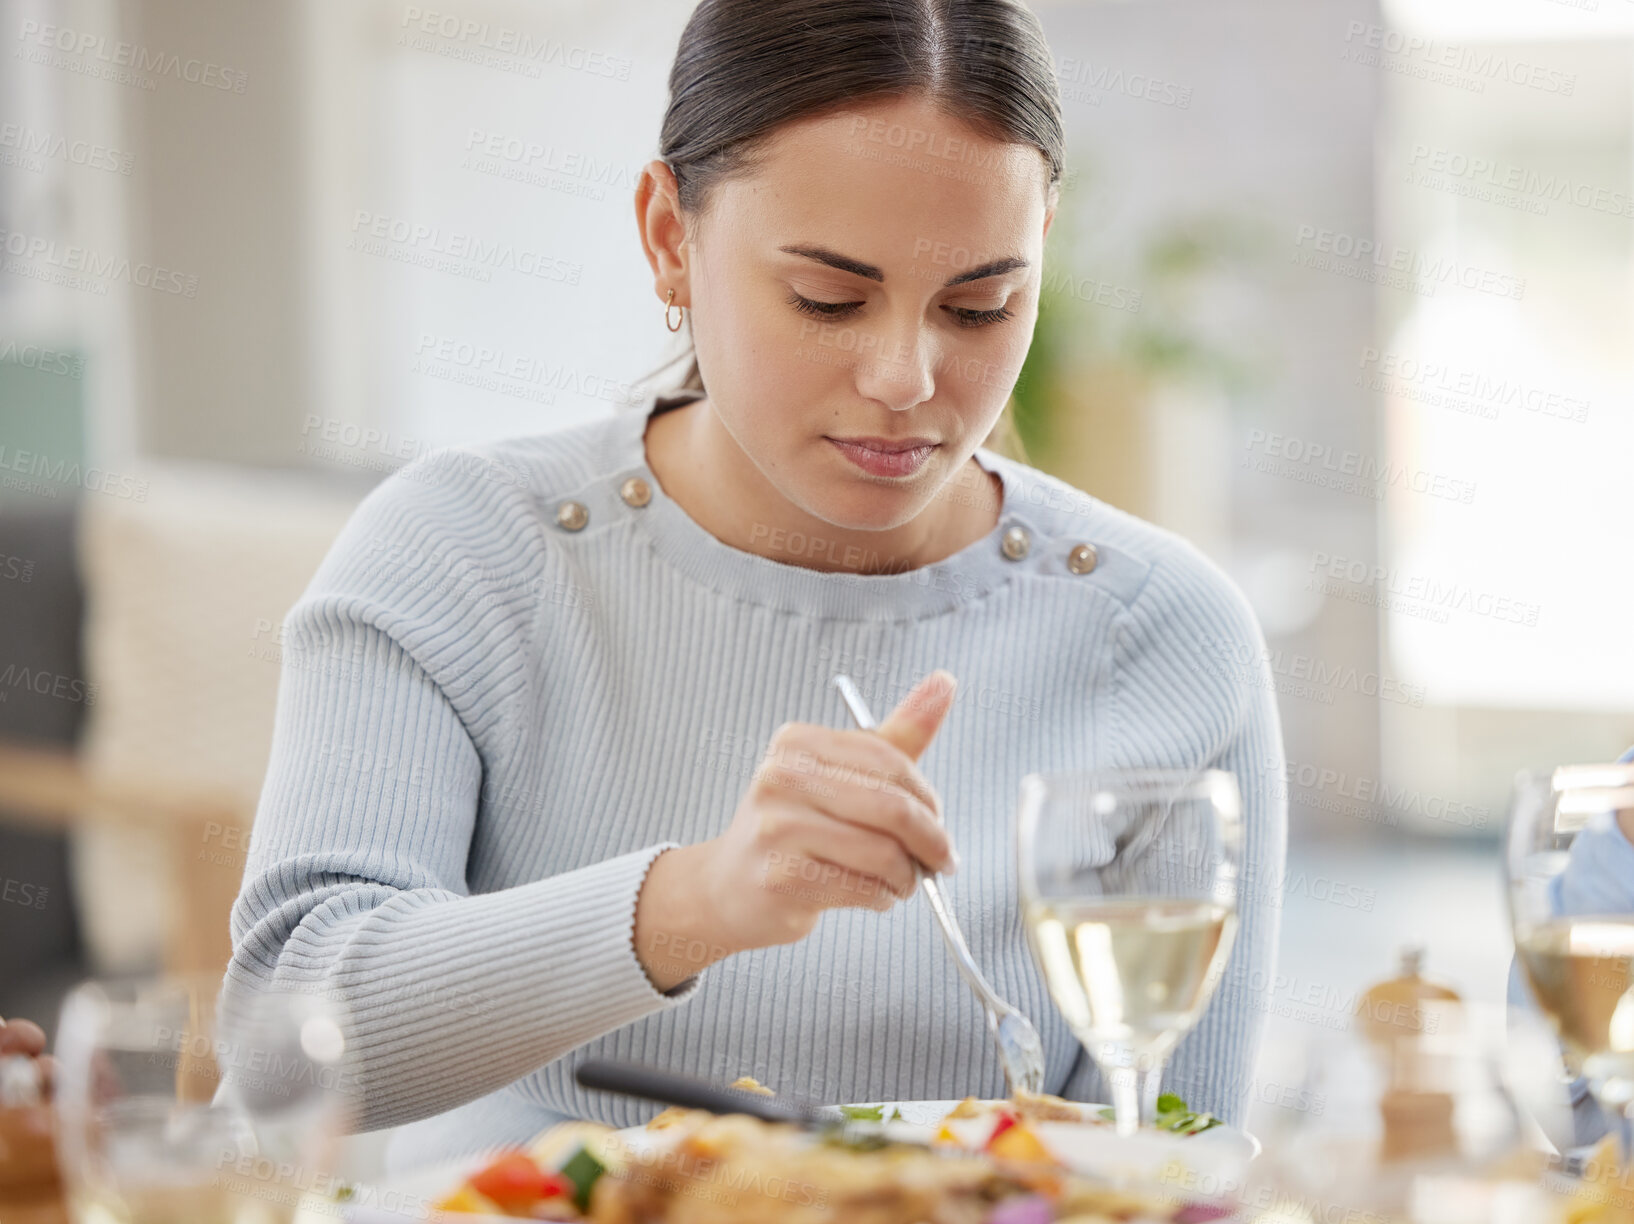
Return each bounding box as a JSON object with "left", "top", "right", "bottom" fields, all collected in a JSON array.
[{"left": 672, "top": 93, "right": 1055, "bottom": 533}]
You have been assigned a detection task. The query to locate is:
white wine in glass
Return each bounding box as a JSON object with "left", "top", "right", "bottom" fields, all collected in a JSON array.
[
  {"left": 1506, "top": 765, "right": 1634, "bottom": 1149},
  {"left": 1514, "top": 919, "right": 1634, "bottom": 1069},
  {"left": 1017, "top": 769, "right": 1242, "bottom": 1136}
]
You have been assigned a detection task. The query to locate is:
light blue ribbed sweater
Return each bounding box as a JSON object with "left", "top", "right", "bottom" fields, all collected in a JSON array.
[{"left": 226, "top": 389, "right": 1287, "bottom": 1173}]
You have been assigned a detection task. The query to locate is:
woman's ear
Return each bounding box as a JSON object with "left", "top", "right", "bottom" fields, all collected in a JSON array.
[{"left": 635, "top": 159, "right": 691, "bottom": 302}]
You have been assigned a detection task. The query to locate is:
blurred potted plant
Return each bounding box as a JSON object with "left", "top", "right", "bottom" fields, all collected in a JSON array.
[{"left": 1001, "top": 184, "right": 1269, "bottom": 535}]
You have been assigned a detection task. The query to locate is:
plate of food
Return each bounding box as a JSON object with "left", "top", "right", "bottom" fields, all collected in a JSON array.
[
  {"left": 371, "top": 1085, "right": 1253, "bottom": 1223},
  {"left": 403, "top": 1112, "right": 1240, "bottom": 1223}
]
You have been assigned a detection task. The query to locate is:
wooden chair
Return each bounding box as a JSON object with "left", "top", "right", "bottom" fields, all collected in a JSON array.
[
  {"left": 0, "top": 742, "right": 247, "bottom": 976},
  {"left": 0, "top": 465, "right": 362, "bottom": 980}
]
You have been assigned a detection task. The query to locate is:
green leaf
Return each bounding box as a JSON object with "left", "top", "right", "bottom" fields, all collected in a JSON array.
[
  {"left": 1095, "top": 1091, "right": 1224, "bottom": 1136},
  {"left": 559, "top": 1145, "right": 607, "bottom": 1212},
  {"left": 1153, "top": 1103, "right": 1223, "bottom": 1135},
  {"left": 820, "top": 1126, "right": 892, "bottom": 1151},
  {"left": 839, "top": 1104, "right": 885, "bottom": 1121}
]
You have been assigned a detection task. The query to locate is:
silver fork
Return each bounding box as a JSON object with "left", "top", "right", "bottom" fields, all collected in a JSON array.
[{"left": 830, "top": 673, "right": 1046, "bottom": 1096}]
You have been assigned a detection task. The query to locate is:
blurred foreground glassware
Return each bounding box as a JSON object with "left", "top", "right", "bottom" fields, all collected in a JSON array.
[
  {"left": 0, "top": 1049, "right": 62, "bottom": 1215},
  {"left": 53, "top": 972, "right": 355, "bottom": 1224},
  {"left": 1506, "top": 763, "right": 1634, "bottom": 1162},
  {"left": 1239, "top": 1002, "right": 1560, "bottom": 1224},
  {"left": 1016, "top": 768, "right": 1241, "bottom": 1136}
]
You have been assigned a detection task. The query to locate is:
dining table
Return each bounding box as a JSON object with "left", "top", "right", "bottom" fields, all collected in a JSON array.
[{"left": 0, "top": 1102, "right": 68, "bottom": 1224}]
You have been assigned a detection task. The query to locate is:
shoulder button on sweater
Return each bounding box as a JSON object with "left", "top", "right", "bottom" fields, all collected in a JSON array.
[
  {"left": 555, "top": 500, "right": 589, "bottom": 531},
  {"left": 1000, "top": 524, "right": 1030, "bottom": 560},
  {"left": 619, "top": 477, "right": 652, "bottom": 508},
  {"left": 1068, "top": 543, "right": 1099, "bottom": 574}
]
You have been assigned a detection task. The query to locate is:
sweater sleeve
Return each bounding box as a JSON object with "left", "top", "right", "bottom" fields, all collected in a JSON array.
[
  {"left": 1055, "top": 544, "right": 1288, "bottom": 1128},
  {"left": 226, "top": 450, "right": 702, "bottom": 1133}
]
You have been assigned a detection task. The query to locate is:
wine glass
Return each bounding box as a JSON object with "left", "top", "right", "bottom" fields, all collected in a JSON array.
[
  {"left": 53, "top": 971, "right": 356, "bottom": 1224},
  {"left": 1016, "top": 768, "right": 1241, "bottom": 1136},
  {"left": 1505, "top": 763, "right": 1634, "bottom": 1162}
]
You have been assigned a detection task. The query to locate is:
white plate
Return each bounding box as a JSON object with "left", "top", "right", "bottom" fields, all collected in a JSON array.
[
  {"left": 338, "top": 1100, "right": 1260, "bottom": 1220},
  {"left": 324, "top": 1155, "right": 501, "bottom": 1221},
  {"left": 837, "top": 1099, "right": 1260, "bottom": 1194}
]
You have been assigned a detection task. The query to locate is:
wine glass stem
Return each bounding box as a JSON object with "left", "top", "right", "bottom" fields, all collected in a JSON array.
[{"left": 1108, "top": 1061, "right": 1162, "bottom": 1137}]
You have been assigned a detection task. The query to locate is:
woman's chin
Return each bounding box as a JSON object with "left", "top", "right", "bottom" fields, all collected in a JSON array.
[{"left": 796, "top": 488, "right": 930, "bottom": 536}]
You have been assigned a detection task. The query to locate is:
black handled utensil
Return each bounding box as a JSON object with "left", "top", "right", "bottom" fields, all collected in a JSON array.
[{"left": 574, "top": 1059, "right": 833, "bottom": 1127}]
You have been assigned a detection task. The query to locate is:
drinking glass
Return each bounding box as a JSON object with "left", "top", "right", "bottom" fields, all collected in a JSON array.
[
  {"left": 53, "top": 971, "right": 356, "bottom": 1224},
  {"left": 1016, "top": 768, "right": 1242, "bottom": 1136},
  {"left": 1505, "top": 763, "right": 1634, "bottom": 1162}
]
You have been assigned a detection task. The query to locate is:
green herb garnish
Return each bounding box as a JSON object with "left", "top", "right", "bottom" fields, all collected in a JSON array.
[
  {"left": 559, "top": 1144, "right": 607, "bottom": 1211},
  {"left": 821, "top": 1127, "right": 893, "bottom": 1151},
  {"left": 1097, "top": 1093, "right": 1222, "bottom": 1135},
  {"left": 837, "top": 1103, "right": 905, "bottom": 1123}
]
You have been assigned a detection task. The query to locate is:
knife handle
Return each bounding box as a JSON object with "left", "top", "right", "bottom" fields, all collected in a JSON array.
[{"left": 574, "top": 1059, "right": 817, "bottom": 1125}]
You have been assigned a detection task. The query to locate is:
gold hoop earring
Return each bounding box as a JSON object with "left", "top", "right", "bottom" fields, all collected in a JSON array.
[{"left": 664, "top": 288, "right": 685, "bottom": 333}]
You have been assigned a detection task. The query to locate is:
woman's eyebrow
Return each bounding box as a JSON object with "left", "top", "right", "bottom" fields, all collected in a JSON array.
[{"left": 778, "top": 243, "right": 1029, "bottom": 288}]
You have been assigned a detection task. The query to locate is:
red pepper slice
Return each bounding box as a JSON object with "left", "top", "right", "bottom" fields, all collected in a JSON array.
[
  {"left": 537, "top": 1171, "right": 576, "bottom": 1200},
  {"left": 985, "top": 1112, "right": 1019, "bottom": 1150},
  {"left": 468, "top": 1150, "right": 568, "bottom": 1212}
]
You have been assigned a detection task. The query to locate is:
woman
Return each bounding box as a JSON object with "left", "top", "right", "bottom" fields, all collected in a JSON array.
[{"left": 227, "top": 0, "right": 1287, "bottom": 1171}]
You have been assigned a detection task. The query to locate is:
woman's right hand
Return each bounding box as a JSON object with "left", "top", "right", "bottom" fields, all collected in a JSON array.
[
  {"left": 706, "top": 668, "right": 961, "bottom": 942},
  {"left": 634, "top": 670, "right": 960, "bottom": 991}
]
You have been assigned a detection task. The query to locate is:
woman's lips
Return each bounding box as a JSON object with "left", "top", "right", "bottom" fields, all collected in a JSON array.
[{"left": 825, "top": 437, "right": 939, "bottom": 478}]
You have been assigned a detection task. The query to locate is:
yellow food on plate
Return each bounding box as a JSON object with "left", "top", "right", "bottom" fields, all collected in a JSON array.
[
  {"left": 643, "top": 1106, "right": 691, "bottom": 1131},
  {"left": 945, "top": 1092, "right": 1087, "bottom": 1124},
  {"left": 987, "top": 1122, "right": 1055, "bottom": 1164},
  {"left": 1014, "top": 1089, "right": 1093, "bottom": 1123},
  {"left": 434, "top": 1184, "right": 505, "bottom": 1216},
  {"left": 644, "top": 1077, "right": 772, "bottom": 1131}
]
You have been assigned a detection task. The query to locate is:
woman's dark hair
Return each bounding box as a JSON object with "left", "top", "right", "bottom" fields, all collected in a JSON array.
[{"left": 640, "top": 0, "right": 1064, "bottom": 460}]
